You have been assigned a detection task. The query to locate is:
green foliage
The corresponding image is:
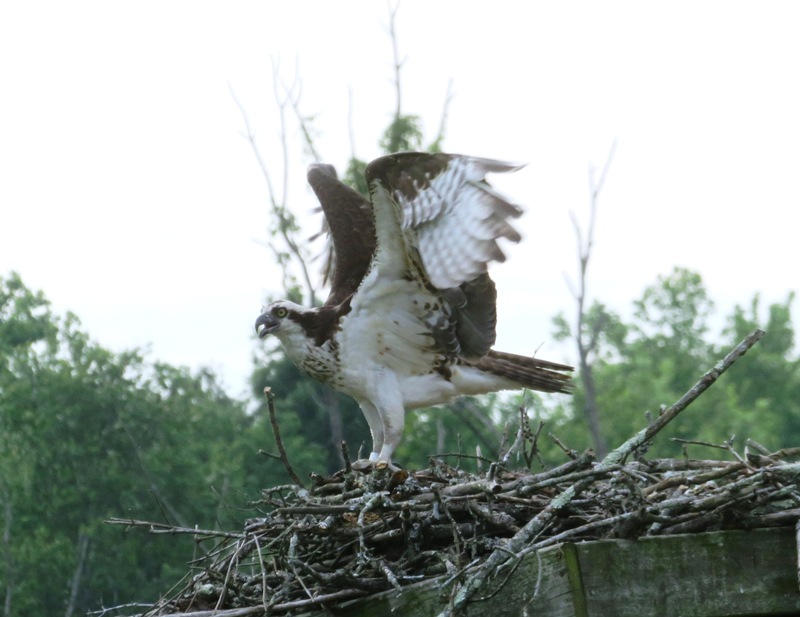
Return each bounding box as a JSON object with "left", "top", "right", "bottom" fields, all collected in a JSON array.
[
  {"left": 343, "top": 157, "right": 369, "bottom": 196},
  {"left": 632, "top": 267, "right": 714, "bottom": 361},
  {"left": 250, "top": 343, "right": 371, "bottom": 476},
  {"left": 0, "top": 273, "right": 264, "bottom": 615},
  {"left": 553, "top": 300, "right": 628, "bottom": 363},
  {"left": 548, "top": 267, "right": 800, "bottom": 460},
  {"left": 379, "top": 113, "right": 424, "bottom": 153},
  {"left": 722, "top": 292, "right": 800, "bottom": 441}
]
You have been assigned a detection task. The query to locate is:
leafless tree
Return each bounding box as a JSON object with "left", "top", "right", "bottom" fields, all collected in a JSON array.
[{"left": 563, "top": 141, "right": 617, "bottom": 458}]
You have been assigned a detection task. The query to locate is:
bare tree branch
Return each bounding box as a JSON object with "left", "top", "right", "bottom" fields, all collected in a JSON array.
[
  {"left": 347, "top": 86, "right": 358, "bottom": 162},
  {"left": 230, "top": 75, "right": 319, "bottom": 306},
  {"left": 1, "top": 481, "right": 13, "bottom": 617},
  {"left": 64, "top": 532, "right": 90, "bottom": 617},
  {"left": 264, "top": 388, "right": 305, "bottom": 487},
  {"left": 386, "top": 0, "right": 403, "bottom": 123},
  {"left": 279, "top": 57, "right": 321, "bottom": 163},
  {"left": 430, "top": 79, "right": 455, "bottom": 152},
  {"left": 565, "top": 140, "right": 617, "bottom": 458}
]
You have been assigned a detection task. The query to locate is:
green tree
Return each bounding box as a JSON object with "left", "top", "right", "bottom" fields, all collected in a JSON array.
[
  {"left": 0, "top": 273, "right": 263, "bottom": 615},
  {"left": 721, "top": 292, "right": 800, "bottom": 443},
  {"left": 550, "top": 267, "right": 799, "bottom": 460}
]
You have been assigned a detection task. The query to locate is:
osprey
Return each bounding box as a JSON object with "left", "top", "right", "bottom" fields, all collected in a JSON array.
[{"left": 256, "top": 152, "right": 572, "bottom": 464}]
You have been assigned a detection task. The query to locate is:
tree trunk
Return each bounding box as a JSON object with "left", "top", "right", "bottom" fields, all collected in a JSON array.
[
  {"left": 64, "top": 532, "right": 90, "bottom": 617},
  {"left": 321, "top": 386, "right": 345, "bottom": 469},
  {"left": 2, "top": 482, "right": 12, "bottom": 617},
  {"left": 578, "top": 354, "right": 607, "bottom": 458}
]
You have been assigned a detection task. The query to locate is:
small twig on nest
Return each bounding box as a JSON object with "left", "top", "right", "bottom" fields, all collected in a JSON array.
[
  {"left": 795, "top": 519, "right": 800, "bottom": 593},
  {"left": 671, "top": 437, "right": 731, "bottom": 451},
  {"left": 548, "top": 432, "right": 579, "bottom": 460},
  {"left": 88, "top": 603, "right": 156, "bottom": 616},
  {"left": 341, "top": 441, "right": 353, "bottom": 474},
  {"left": 433, "top": 452, "right": 496, "bottom": 465},
  {"left": 499, "top": 407, "right": 528, "bottom": 466},
  {"left": 526, "top": 420, "right": 546, "bottom": 470},
  {"left": 264, "top": 387, "right": 304, "bottom": 487},
  {"left": 670, "top": 436, "right": 752, "bottom": 468},
  {"left": 153, "top": 605, "right": 300, "bottom": 617},
  {"left": 105, "top": 518, "right": 244, "bottom": 540}
]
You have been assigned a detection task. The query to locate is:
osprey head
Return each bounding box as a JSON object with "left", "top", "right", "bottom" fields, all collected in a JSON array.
[{"left": 255, "top": 300, "right": 306, "bottom": 339}]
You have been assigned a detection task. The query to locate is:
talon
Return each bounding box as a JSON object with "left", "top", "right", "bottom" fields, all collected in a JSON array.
[{"left": 351, "top": 459, "right": 374, "bottom": 472}]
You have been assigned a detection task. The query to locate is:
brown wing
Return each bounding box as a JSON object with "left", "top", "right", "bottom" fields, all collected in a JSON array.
[{"left": 307, "top": 164, "right": 376, "bottom": 307}]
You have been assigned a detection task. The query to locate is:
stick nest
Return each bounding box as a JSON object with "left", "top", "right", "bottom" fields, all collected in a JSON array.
[
  {"left": 113, "top": 441, "right": 800, "bottom": 616},
  {"left": 108, "top": 329, "right": 800, "bottom": 616}
]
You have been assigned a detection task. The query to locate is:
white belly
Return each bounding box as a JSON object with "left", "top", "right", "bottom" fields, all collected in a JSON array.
[
  {"left": 340, "top": 276, "right": 441, "bottom": 374},
  {"left": 334, "top": 273, "right": 511, "bottom": 410}
]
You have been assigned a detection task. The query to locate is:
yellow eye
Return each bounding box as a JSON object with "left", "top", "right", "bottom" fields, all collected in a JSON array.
[{"left": 274, "top": 307, "right": 288, "bottom": 318}]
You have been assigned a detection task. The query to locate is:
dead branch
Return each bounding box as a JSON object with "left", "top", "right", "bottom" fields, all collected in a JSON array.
[
  {"left": 230, "top": 76, "right": 319, "bottom": 306},
  {"left": 563, "top": 140, "right": 618, "bottom": 458},
  {"left": 264, "top": 387, "right": 304, "bottom": 487}
]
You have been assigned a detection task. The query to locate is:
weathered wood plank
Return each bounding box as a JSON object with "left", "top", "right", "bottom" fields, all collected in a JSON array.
[
  {"left": 576, "top": 527, "right": 800, "bottom": 617},
  {"left": 301, "top": 542, "right": 577, "bottom": 616},
  {"left": 299, "top": 528, "right": 800, "bottom": 617}
]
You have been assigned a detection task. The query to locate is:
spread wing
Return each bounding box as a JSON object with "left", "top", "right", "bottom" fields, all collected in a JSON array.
[
  {"left": 365, "top": 152, "right": 525, "bottom": 360},
  {"left": 306, "top": 164, "right": 376, "bottom": 307},
  {"left": 365, "top": 152, "right": 524, "bottom": 290}
]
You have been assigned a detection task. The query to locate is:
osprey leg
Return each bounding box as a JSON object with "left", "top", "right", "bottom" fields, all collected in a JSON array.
[
  {"left": 376, "top": 402, "right": 405, "bottom": 463},
  {"left": 356, "top": 399, "right": 385, "bottom": 460}
]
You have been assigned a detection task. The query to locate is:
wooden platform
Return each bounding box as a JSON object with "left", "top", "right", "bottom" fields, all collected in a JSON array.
[{"left": 303, "top": 527, "right": 800, "bottom": 617}]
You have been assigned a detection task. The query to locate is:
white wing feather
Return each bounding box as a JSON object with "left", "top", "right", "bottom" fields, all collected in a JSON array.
[{"left": 395, "top": 156, "right": 524, "bottom": 289}]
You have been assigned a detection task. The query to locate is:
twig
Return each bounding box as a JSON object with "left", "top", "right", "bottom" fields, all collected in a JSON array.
[
  {"left": 548, "top": 432, "right": 579, "bottom": 459},
  {"left": 430, "top": 79, "right": 454, "bottom": 151},
  {"left": 671, "top": 437, "right": 730, "bottom": 451},
  {"left": 230, "top": 76, "right": 318, "bottom": 306},
  {"left": 264, "top": 387, "right": 305, "bottom": 487},
  {"left": 432, "top": 452, "right": 496, "bottom": 465},
  {"left": 105, "top": 519, "right": 243, "bottom": 539},
  {"left": 386, "top": 0, "right": 403, "bottom": 125},
  {"left": 795, "top": 519, "right": 800, "bottom": 593},
  {"left": 341, "top": 441, "right": 353, "bottom": 474},
  {"left": 152, "top": 606, "right": 283, "bottom": 617},
  {"left": 87, "top": 603, "right": 156, "bottom": 616},
  {"left": 270, "top": 589, "right": 368, "bottom": 612}
]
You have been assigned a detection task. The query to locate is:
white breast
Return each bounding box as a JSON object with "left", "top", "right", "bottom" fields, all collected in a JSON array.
[{"left": 342, "top": 276, "right": 438, "bottom": 369}]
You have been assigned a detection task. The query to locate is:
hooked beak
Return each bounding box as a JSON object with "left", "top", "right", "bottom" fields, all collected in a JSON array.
[{"left": 255, "top": 312, "right": 279, "bottom": 339}]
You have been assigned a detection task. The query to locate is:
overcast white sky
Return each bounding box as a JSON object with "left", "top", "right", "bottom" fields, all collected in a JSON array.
[{"left": 1, "top": 2, "right": 798, "bottom": 398}]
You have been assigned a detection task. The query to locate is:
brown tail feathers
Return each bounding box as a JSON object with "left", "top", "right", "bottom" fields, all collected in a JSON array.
[{"left": 474, "top": 350, "right": 573, "bottom": 394}]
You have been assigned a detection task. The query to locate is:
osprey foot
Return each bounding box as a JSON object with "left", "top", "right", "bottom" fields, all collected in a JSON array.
[{"left": 350, "top": 458, "right": 402, "bottom": 473}]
